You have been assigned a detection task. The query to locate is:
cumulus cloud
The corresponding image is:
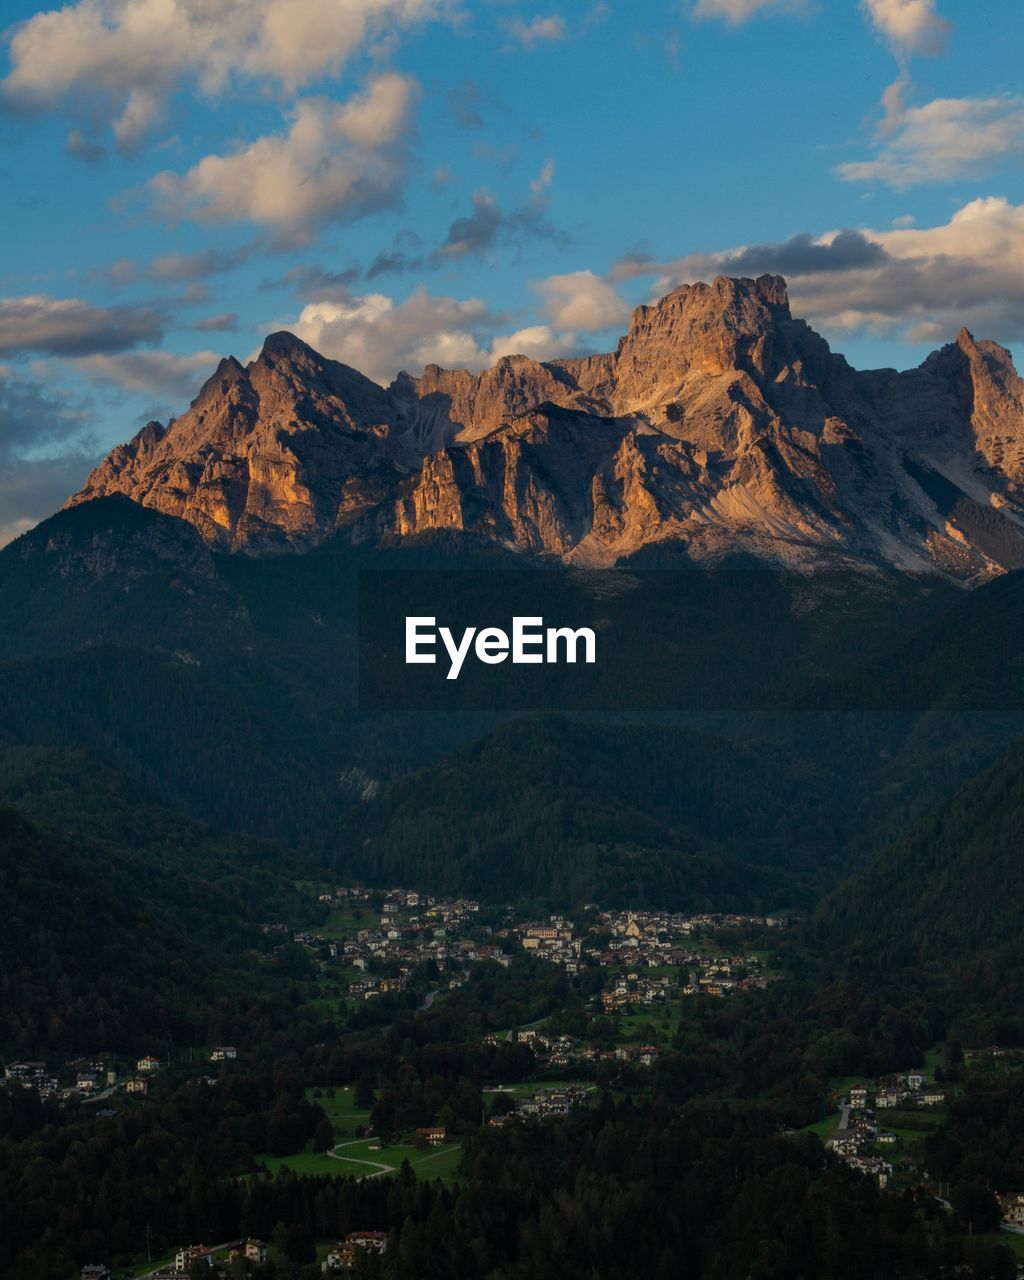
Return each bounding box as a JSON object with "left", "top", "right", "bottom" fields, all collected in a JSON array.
[
  {"left": 288, "top": 286, "right": 580, "bottom": 383},
  {"left": 2, "top": 0, "right": 448, "bottom": 150},
  {"left": 861, "top": 0, "right": 951, "bottom": 57},
  {"left": 628, "top": 197, "right": 1024, "bottom": 347},
  {"left": 291, "top": 289, "right": 494, "bottom": 381},
  {"left": 489, "top": 324, "right": 575, "bottom": 362},
  {"left": 505, "top": 15, "right": 568, "bottom": 45},
  {"left": 691, "top": 0, "right": 806, "bottom": 24},
  {"left": 838, "top": 91, "right": 1024, "bottom": 187},
  {"left": 534, "top": 270, "right": 630, "bottom": 331},
  {"left": 0, "top": 295, "right": 164, "bottom": 357},
  {"left": 148, "top": 75, "right": 415, "bottom": 242},
  {"left": 74, "top": 349, "right": 222, "bottom": 397}
]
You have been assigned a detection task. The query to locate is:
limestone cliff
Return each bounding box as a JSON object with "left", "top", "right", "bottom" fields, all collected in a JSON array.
[{"left": 67, "top": 275, "right": 1024, "bottom": 578}]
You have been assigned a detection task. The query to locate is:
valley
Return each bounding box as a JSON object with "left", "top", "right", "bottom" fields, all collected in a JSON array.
[{"left": 4, "top": 279, "right": 1024, "bottom": 1279}]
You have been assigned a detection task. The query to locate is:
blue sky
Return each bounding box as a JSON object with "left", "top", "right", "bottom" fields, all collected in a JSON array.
[{"left": 1, "top": 0, "right": 1023, "bottom": 542}]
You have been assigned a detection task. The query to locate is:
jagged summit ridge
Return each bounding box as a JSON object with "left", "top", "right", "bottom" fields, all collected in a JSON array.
[{"left": 67, "top": 274, "right": 1024, "bottom": 578}]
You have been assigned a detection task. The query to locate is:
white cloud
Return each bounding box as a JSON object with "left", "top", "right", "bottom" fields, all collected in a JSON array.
[
  {"left": 534, "top": 270, "right": 630, "bottom": 331},
  {"left": 861, "top": 0, "right": 951, "bottom": 57},
  {"left": 0, "top": 295, "right": 164, "bottom": 356},
  {"left": 637, "top": 196, "right": 1024, "bottom": 346},
  {"left": 506, "top": 15, "right": 568, "bottom": 45},
  {"left": 291, "top": 288, "right": 496, "bottom": 382},
  {"left": 148, "top": 75, "right": 416, "bottom": 241},
  {"left": 838, "top": 91, "right": 1024, "bottom": 187},
  {"left": 691, "top": 0, "right": 806, "bottom": 25},
  {"left": 2, "top": 0, "right": 448, "bottom": 149},
  {"left": 489, "top": 324, "right": 573, "bottom": 362},
  {"left": 288, "top": 286, "right": 580, "bottom": 383},
  {"left": 74, "top": 349, "right": 222, "bottom": 396}
]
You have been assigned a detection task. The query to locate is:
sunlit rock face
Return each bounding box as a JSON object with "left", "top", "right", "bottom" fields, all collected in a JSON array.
[{"left": 68, "top": 275, "right": 1024, "bottom": 578}]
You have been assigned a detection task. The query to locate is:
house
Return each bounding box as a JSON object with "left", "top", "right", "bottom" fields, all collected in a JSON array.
[
  {"left": 415, "top": 1125, "right": 446, "bottom": 1146},
  {"left": 229, "top": 1240, "right": 267, "bottom": 1265},
  {"left": 137, "top": 1056, "right": 161, "bottom": 1073},
  {"left": 849, "top": 1086, "right": 868, "bottom": 1109},
  {"left": 175, "top": 1245, "right": 213, "bottom": 1270},
  {"left": 920, "top": 1088, "right": 946, "bottom": 1107},
  {"left": 126, "top": 1077, "right": 148, "bottom": 1096},
  {"left": 81, "top": 1266, "right": 111, "bottom": 1280},
  {"left": 76, "top": 1073, "right": 99, "bottom": 1093},
  {"left": 210, "top": 1046, "right": 237, "bottom": 1062},
  {"left": 875, "top": 1089, "right": 906, "bottom": 1109},
  {"left": 906, "top": 1073, "right": 927, "bottom": 1091},
  {"left": 1000, "top": 1194, "right": 1024, "bottom": 1226},
  {"left": 324, "top": 1232, "right": 389, "bottom": 1271},
  {"left": 5, "top": 1061, "right": 47, "bottom": 1082}
]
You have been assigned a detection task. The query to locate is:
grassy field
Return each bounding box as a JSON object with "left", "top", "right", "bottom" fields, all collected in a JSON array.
[
  {"left": 307, "top": 1085, "right": 373, "bottom": 1140},
  {"left": 610, "top": 1008, "right": 682, "bottom": 1044},
  {"left": 319, "top": 904, "right": 379, "bottom": 941},
  {"left": 801, "top": 1114, "right": 842, "bottom": 1141},
  {"left": 113, "top": 1248, "right": 177, "bottom": 1278},
  {"left": 978, "top": 1231, "right": 1024, "bottom": 1262},
  {"left": 257, "top": 1147, "right": 344, "bottom": 1177},
  {"left": 884, "top": 1109, "right": 942, "bottom": 1131},
  {"left": 253, "top": 1137, "right": 464, "bottom": 1186},
  {"left": 252, "top": 1088, "right": 465, "bottom": 1187}
]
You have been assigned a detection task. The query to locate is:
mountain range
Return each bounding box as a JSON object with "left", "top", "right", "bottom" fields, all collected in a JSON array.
[
  {"left": 5, "top": 270, "right": 1024, "bottom": 926},
  {"left": 67, "top": 274, "right": 1024, "bottom": 580}
]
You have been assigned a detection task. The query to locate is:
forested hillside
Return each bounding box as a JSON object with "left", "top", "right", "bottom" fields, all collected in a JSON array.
[
  {"left": 815, "top": 735, "right": 1024, "bottom": 963},
  {"left": 331, "top": 716, "right": 833, "bottom": 909},
  {"left": 0, "top": 806, "right": 303, "bottom": 1054}
]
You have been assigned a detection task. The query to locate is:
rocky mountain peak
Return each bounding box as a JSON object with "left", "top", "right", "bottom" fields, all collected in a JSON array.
[
  {"left": 64, "top": 275, "right": 1024, "bottom": 578},
  {"left": 259, "top": 330, "right": 312, "bottom": 360}
]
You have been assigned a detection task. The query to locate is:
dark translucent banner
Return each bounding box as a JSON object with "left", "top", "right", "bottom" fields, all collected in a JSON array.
[{"left": 357, "top": 566, "right": 1024, "bottom": 713}]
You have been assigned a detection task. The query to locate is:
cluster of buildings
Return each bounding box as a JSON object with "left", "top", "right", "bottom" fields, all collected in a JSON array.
[
  {"left": 80, "top": 1239, "right": 268, "bottom": 1279},
  {"left": 517, "top": 917, "right": 583, "bottom": 971},
  {"left": 601, "top": 973, "right": 673, "bottom": 1011},
  {"left": 851, "top": 1075, "right": 947, "bottom": 1112},
  {"left": 4, "top": 1060, "right": 60, "bottom": 1100},
  {"left": 600, "top": 909, "right": 784, "bottom": 948},
  {"left": 490, "top": 1028, "right": 593, "bottom": 1069},
  {"left": 324, "top": 1232, "right": 389, "bottom": 1272},
  {"left": 156, "top": 1239, "right": 267, "bottom": 1275},
  {"left": 4, "top": 1056, "right": 160, "bottom": 1104},
  {"left": 486, "top": 1029, "right": 661, "bottom": 1072},
  {"left": 297, "top": 886, "right": 506, "bottom": 996},
  {"left": 316, "top": 884, "right": 481, "bottom": 927},
  {"left": 489, "top": 1085, "right": 591, "bottom": 1125},
  {"left": 507, "top": 910, "right": 785, "bottom": 1008},
  {"left": 827, "top": 1072, "right": 950, "bottom": 1187},
  {"left": 4, "top": 1050, "right": 237, "bottom": 1109},
  {"left": 828, "top": 1111, "right": 895, "bottom": 1187}
]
